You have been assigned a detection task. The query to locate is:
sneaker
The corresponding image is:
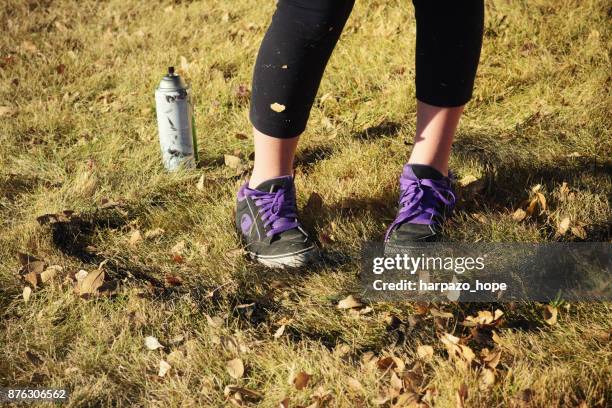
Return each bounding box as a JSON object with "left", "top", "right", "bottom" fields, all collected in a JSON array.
[
  {"left": 385, "top": 164, "right": 456, "bottom": 246},
  {"left": 235, "top": 176, "right": 319, "bottom": 268}
]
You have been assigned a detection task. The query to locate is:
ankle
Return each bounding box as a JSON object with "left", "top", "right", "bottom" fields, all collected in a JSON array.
[{"left": 248, "top": 171, "right": 293, "bottom": 189}]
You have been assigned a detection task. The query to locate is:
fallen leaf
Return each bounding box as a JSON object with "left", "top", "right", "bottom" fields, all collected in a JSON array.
[
  {"left": 456, "top": 383, "right": 468, "bottom": 408},
  {"left": 144, "top": 228, "right": 164, "bottom": 239},
  {"left": 270, "top": 102, "right": 286, "bottom": 113},
  {"left": 227, "top": 358, "right": 245, "bottom": 379},
  {"left": 337, "top": 295, "right": 363, "bottom": 309},
  {"left": 224, "top": 154, "right": 242, "bottom": 169},
  {"left": 305, "top": 192, "right": 324, "bottom": 212},
  {"left": 235, "top": 133, "right": 248, "bottom": 140},
  {"left": 430, "top": 308, "right": 454, "bottom": 319},
  {"left": 570, "top": 225, "right": 587, "bottom": 239},
  {"left": 144, "top": 336, "right": 164, "bottom": 350},
  {"left": 128, "top": 230, "right": 142, "bottom": 246},
  {"left": 417, "top": 345, "right": 434, "bottom": 360},
  {"left": 0, "top": 106, "right": 15, "bottom": 117},
  {"left": 76, "top": 267, "right": 105, "bottom": 296},
  {"left": 293, "top": 371, "right": 311, "bottom": 390},
  {"left": 22, "top": 286, "right": 32, "bottom": 302},
  {"left": 170, "top": 240, "right": 186, "bottom": 255},
  {"left": 196, "top": 174, "right": 205, "bottom": 191},
  {"left": 393, "top": 392, "right": 419, "bottom": 407},
  {"left": 235, "top": 84, "right": 250, "bottom": 100},
  {"left": 479, "top": 368, "right": 495, "bottom": 390},
  {"left": 40, "top": 266, "right": 61, "bottom": 283},
  {"left": 158, "top": 360, "right": 171, "bottom": 377},
  {"left": 543, "top": 305, "right": 558, "bottom": 325},
  {"left": 512, "top": 208, "right": 527, "bottom": 221},
  {"left": 346, "top": 377, "right": 363, "bottom": 392},
  {"left": 376, "top": 356, "right": 397, "bottom": 371},
  {"left": 390, "top": 372, "right": 403, "bottom": 391},
  {"left": 21, "top": 40, "right": 38, "bottom": 53},
  {"left": 164, "top": 274, "right": 183, "bottom": 287},
  {"left": 274, "top": 325, "right": 286, "bottom": 339},
  {"left": 206, "top": 314, "right": 224, "bottom": 328}
]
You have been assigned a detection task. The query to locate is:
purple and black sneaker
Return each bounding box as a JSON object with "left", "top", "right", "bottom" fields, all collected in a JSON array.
[
  {"left": 235, "top": 176, "right": 319, "bottom": 268},
  {"left": 385, "top": 164, "right": 456, "bottom": 247}
]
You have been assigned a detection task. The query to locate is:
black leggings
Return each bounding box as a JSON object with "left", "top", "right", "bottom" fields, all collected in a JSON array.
[{"left": 250, "top": 0, "right": 484, "bottom": 139}]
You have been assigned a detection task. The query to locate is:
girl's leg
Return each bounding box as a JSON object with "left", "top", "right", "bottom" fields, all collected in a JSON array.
[
  {"left": 386, "top": 0, "right": 484, "bottom": 244},
  {"left": 408, "top": 0, "right": 485, "bottom": 176},
  {"left": 248, "top": 0, "right": 355, "bottom": 187},
  {"left": 237, "top": 0, "right": 354, "bottom": 267}
]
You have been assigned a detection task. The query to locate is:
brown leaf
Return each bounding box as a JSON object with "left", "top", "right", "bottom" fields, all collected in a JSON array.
[
  {"left": 164, "top": 274, "right": 183, "bottom": 287},
  {"left": 346, "top": 377, "right": 363, "bottom": 392},
  {"left": 481, "top": 348, "right": 502, "bottom": 369},
  {"left": 456, "top": 383, "right": 468, "bottom": 408},
  {"left": 478, "top": 368, "right": 495, "bottom": 390},
  {"left": 392, "top": 391, "right": 419, "bottom": 407},
  {"left": 40, "top": 266, "right": 61, "bottom": 283},
  {"left": 543, "top": 305, "right": 558, "bottom": 325},
  {"left": 235, "top": 84, "right": 251, "bottom": 100},
  {"left": 76, "top": 268, "right": 105, "bottom": 296},
  {"left": 226, "top": 358, "right": 245, "bottom": 379},
  {"left": 128, "top": 230, "right": 142, "bottom": 246},
  {"left": 23, "top": 272, "right": 41, "bottom": 288},
  {"left": 144, "top": 228, "right": 165, "bottom": 239},
  {"left": 206, "top": 314, "right": 224, "bottom": 328},
  {"left": 337, "top": 295, "right": 363, "bottom": 309},
  {"left": 293, "top": 371, "right": 311, "bottom": 390},
  {"left": 224, "top": 154, "right": 242, "bottom": 169},
  {"left": 235, "top": 133, "right": 248, "bottom": 140},
  {"left": 570, "top": 225, "right": 587, "bottom": 239},
  {"left": 430, "top": 308, "right": 454, "bottom": 319},
  {"left": 376, "top": 356, "right": 397, "bottom": 371},
  {"left": 56, "top": 63, "right": 66, "bottom": 74},
  {"left": 557, "top": 217, "right": 570, "bottom": 235},
  {"left": 416, "top": 345, "right": 434, "bottom": 360},
  {"left": 512, "top": 208, "right": 527, "bottom": 222},
  {"left": 390, "top": 372, "right": 403, "bottom": 391}
]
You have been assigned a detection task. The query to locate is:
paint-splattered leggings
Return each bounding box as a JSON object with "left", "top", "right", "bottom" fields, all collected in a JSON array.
[{"left": 249, "top": 0, "right": 485, "bottom": 138}]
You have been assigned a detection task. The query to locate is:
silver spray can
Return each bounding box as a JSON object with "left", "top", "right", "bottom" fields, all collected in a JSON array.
[{"left": 155, "top": 67, "right": 198, "bottom": 171}]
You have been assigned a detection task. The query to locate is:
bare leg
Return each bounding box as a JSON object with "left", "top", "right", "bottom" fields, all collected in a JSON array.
[
  {"left": 248, "top": 127, "right": 299, "bottom": 188},
  {"left": 408, "top": 100, "right": 464, "bottom": 176}
]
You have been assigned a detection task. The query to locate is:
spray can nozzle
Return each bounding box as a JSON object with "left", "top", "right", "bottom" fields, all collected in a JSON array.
[{"left": 168, "top": 66, "right": 175, "bottom": 76}]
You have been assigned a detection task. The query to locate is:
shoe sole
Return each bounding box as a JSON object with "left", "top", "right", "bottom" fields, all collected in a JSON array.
[{"left": 247, "top": 246, "right": 320, "bottom": 269}]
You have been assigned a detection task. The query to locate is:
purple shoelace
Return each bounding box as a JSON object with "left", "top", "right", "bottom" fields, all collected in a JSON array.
[
  {"left": 385, "top": 172, "right": 456, "bottom": 241},
  {"left": 247, "top": 186, "right": 299, "bottom": 237}
]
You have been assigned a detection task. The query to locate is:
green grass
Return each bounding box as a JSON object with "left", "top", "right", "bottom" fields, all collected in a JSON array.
[{"left": 0, "top": 0, "right": 610, "bottom": 407}]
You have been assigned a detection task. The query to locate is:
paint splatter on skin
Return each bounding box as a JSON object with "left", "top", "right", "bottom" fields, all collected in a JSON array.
[{"left": 270, "top": 102, "right": 286, "bottom": 112}]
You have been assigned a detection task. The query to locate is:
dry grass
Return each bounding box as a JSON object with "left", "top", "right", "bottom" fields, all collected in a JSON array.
[{"left": 0, "top": 0, "right": 610, "bottom": 407}]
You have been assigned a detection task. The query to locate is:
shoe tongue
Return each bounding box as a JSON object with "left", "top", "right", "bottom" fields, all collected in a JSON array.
[
  {"left": 254, "top": 176, "right": 293, "bottom": 193},
  {"left": 404, "top": 164, "right": 444, "bottom": 181}
]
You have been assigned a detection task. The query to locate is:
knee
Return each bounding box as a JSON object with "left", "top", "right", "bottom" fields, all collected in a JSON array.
[{"left": 275, "top": 0, "right": 355, "bottom": 39}]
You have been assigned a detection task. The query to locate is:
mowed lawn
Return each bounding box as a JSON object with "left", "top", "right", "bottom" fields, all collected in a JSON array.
[{"left": 0, "top": 0, "right": 610, "bottom": 407}]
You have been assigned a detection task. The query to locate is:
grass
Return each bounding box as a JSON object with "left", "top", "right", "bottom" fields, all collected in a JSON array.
[{"left": 0, "top": 0, "right": 610, "bottom": 406}]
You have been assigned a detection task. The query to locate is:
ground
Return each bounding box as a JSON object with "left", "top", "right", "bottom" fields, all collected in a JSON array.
[{"left": 0, "top": 0, "right": 610, "bottom": 407}]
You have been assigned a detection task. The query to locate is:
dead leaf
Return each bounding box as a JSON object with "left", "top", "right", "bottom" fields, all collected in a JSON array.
[
  {"left": 346, "top": 377, "right": 363, "bottom": 392},
  {"left": 21, "top": 40, "right": 38, "bottom": 53},
  {"left": 227, "top": 358, "right": 245, "bottom": 379},
  {"left": 274, "top": 325, "right": 286, "bottom": 339},
  {"left": 293, "top": 371, "right": 311, "bottom": 390},
  {"left": 570, "top": 225, "right": 587, "bottom": 239},
  {"left": 196, "top": 174, "right": 205, "bottom": 191},
  {"left": 478, "top": 368, "right": 495, "bottom": 390},
  {"left": 392, "top": 392, "right": 419, "bottom": 407},
  {"left": 144, "top": 336, "right": 164, "bottom": 350},
  {"left": 430, "top": 308, "right": 454, "bottom": 319},
  {"left": 22, "top": 286, "right": 32, "bottom": 302},
  {"left": 40, "top": 266, "right": 61, "bottom": 283},
  {"left": 270, "top": 102, "right": 286, "bottom": 113},
  {"left": 76, "top": 267, "right": 104, "bottom": 296},
  {"left": 0, "top": 106, "right": 15, "bottom": 117},
  {"left": 158, "top": 359, "right": 171, "bottom": 377},
  {"left": 206, "top": 314, "right": 224, "bottom": 328},
  {"left": 456, "top": 383, "right": 468, "bottom": 408},
  {"left": 235, "top": 84, "right": 250, "bottom": 100},
  {"left": 224, "top": 154, "right": 242, "bottom": 169},
  {"left": 543, "top": 305, "right": 558, "bottom": 325},
  {"left": 512, "top": 208, "right": 527, "bottom": 222},
  {"left": 337, "top": 295, "right": 363, "bottom": 309},
  {"left": 144, "top": 228, "right": 164, "bottom": 239},
  {"left": 376, "top": 356, "right": 397, "bottom": 371},
  {"left": 481, "top": 348, "right": 501, "bottom": 369},
  {"left": 164, "top": 274, "right": 183, "bottom": 287},
  {"left": 305, "top": 192, "right": 324, "bottom": 212},
  {"left": 416, "top": 345, "right": 434, "bottom": 360},
  {"left": 128, "top": 230, "right": 142, "bottom": 246},
  {"left": 390, "top": 372, "right": 403, "bottom": 391}
]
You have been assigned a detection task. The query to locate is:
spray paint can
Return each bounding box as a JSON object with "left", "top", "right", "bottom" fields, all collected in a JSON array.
[{"left": 155, "top": 66, "right": 198, "bottom": 171}]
